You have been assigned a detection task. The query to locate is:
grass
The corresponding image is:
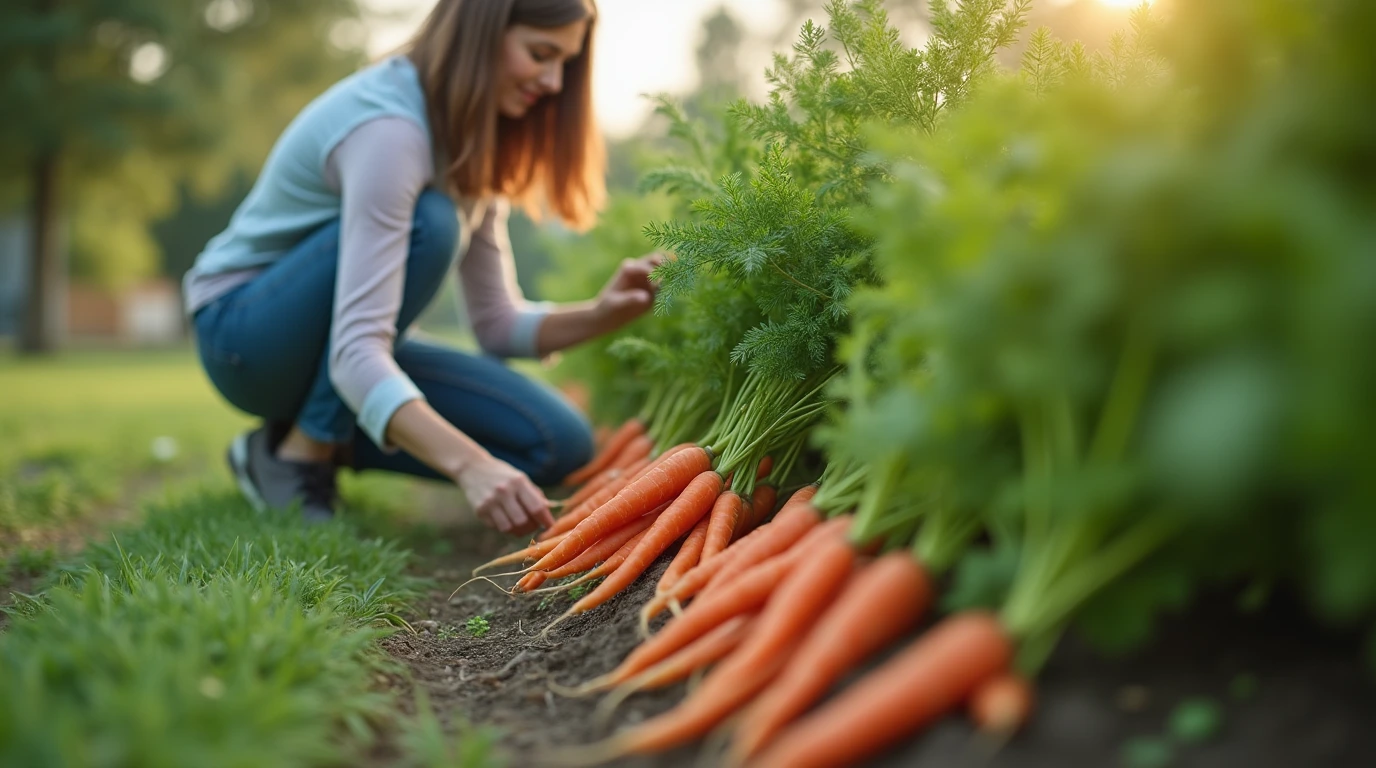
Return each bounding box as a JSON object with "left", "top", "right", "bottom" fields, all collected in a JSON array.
[
  {"left": 0, "top": 347, "right": 250, "bottom": 542},
  {"left": 0, "top": 348, "right": 500, "bottom": 768}
]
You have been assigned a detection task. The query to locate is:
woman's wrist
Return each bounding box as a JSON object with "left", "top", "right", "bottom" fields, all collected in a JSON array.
[
  {"left": 384, "top": 400, "right": 491, "bottom": 482},
  {"left": 534, "top": 301, "right": 620, "bottom": 355}
]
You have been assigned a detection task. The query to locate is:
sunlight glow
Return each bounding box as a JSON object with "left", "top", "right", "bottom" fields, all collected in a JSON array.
[{"left": 1098, "top": 0, "right": 1152, "bottom": 8}]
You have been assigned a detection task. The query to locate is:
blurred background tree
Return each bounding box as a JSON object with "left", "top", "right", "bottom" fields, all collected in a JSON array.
[{"left": 0, "top": 0, "right": 367, "bottom": 353}]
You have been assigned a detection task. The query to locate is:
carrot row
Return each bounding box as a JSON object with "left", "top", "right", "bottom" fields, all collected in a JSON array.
[{"left": 523, "top": 479, "right": 1020, "bottom": 768}]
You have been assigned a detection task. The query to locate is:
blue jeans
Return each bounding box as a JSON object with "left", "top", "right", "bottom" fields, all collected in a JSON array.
[{"left": 192, "top": 188, "right": 593, "bottom": 487}]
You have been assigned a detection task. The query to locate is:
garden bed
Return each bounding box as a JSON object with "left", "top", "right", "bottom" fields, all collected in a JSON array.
[{"left": 385, "top": 516, "right": 1376, "bottom": 768}]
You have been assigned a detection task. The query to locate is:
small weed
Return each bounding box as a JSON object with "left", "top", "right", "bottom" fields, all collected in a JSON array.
[
  {"left": 567, "top": 578, "right": 602, "bottom": 601},
  {"left": 436, "top": 624, "right": 460, "bottom": 641},
  {"left": 465, "top": 615, "right": 491, "bottom": 638}
]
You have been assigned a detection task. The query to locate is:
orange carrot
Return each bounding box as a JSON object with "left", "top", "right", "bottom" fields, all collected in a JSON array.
[
  {"left": 541, "top": 444, "right": 694, "bottom": 542},
  {"left": 704, "top": 494, "right": 822, "bottom": 591},
  {"left": 755, "top": 455, "right": 775, "bottom": 480},
  {"left": 587, "top": 614, "right": 758, "bottom": 722},
  {"left": 552, "top": 471, "right": 722, "bottom": 625},
  {"left": 514, "top": 510, "right": 663, "bottom": 593},
  {"left": 532, "top": 446, "right": 713, "bottom": 573},
  {"left": 639, "top": 491, "right": 824, "bottom": 627},
  {"left": 970, "top": 673, "right": 1034, "bottom": 736},
  {"left": 731, "top": 552, "right": 933, "bottom": 760},
  {"left": 541, "top": 526, "right": 656, "bottom": 597},
  {"left": 574, "top": 536, "right": 856, "bottom": 761},
  {"left": 616, "top": 614, "right": 755, "bottom": 694},
  {"left": 657, "top": 513, "right": 712, "bottom": 595},
  {"left": 563, "top": 418, "right": 643, "bottom": 486},
  {"left": 556, "top": 613, "right": 758, "bottom": 702},
  {"left": 750, "top": 612, "right": 1015, "bottom": 768},
  {"left": 612, "top": 552, "right": 804, "bottom": 687},
  {"left": 734, "top": 483, "right": 779, "bottom": 541},
  {"left": 609, "top": 433, "right": 654, "bottom": 471},
  {"left": 698, "top": 491, "right": 745, "bottom": 564},
  {"left": 540, "top": 456, "right": 652, "bottom": 541},
  {"left": 559, "top": 464, "right": 625, "bottom": 517},
  {"left": 471, "top": 532, "right": 568, "bottom": 575}
]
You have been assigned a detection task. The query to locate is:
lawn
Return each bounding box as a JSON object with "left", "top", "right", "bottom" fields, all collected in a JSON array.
[
  {"left": 0, "top": 347, "right": 494, "bottom": 768},
  {"left": 0, "top": 347, "right": 250, "bottom": 547}
]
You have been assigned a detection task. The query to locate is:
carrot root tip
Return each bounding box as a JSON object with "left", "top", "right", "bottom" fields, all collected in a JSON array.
[
  {"left": 448, "top": 574, "right": 524, "bottom": 601},
  {"left": 591, "top": 683, "right": 639, "bottom": 727},
  {"left": 537, "top": 608, "right": 577, "bottom": 643}
]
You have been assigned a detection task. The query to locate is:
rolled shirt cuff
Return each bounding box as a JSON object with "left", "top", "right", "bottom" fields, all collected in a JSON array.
[
  {"left": 358, "top": 373, "right": 426, "bottom": 450},
  {"left": 508, "top": 305, "right": 552, "bottom": 358}
]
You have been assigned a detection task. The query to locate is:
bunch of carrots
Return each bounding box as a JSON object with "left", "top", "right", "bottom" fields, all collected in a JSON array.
[
  {"left": 461, "top": 413, "right": 1039, "bottom": 767},
  {"left": 463, "top": 416, "right": 786, "bottom": 642},
  {"left": 517, "top": 453, "right": 1029, "bottom": 768}
]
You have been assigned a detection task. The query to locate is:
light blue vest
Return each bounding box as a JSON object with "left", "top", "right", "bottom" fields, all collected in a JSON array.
[{"left": 184, "top": 56, "right": 432, "bottom": 295}]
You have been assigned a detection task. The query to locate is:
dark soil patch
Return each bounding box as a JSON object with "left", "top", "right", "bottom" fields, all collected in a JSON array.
[{"left": 381, "top": 517, "right": 1376, "bottom": 768}]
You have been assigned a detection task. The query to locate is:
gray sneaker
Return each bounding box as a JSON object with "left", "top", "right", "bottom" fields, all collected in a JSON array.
[{"left": 227, "top": 427, "right": 338, "bottom": 523}]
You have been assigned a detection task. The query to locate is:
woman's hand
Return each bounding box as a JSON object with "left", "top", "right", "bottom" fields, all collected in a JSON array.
[
  {"left": 455, "top": 454, "right": 554, "bottom": 536},
  {"left": 593, "top": 252, "right": 666, "bottom": 331}
]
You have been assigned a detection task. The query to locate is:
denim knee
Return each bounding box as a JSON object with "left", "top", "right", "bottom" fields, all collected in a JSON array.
[
  {"left": 533, "top": 405, "right": 595, "bottom": 486},
  {"left": 409, "top": 188, "right": 458, "bottom": 281}
]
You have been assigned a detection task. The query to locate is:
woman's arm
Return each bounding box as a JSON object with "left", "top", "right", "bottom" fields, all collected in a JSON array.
[
  {"left": 460, "top": 202, "right": 662, "bottom": 357},
  {"left": 329, "top": 119, "right": 551, "bottom": 535},
  {"left": 533, "top": 254, "right": 664, "bottom": 355},
  {"left": 384, "top": 400, "right": 554, "bottom": 534}
]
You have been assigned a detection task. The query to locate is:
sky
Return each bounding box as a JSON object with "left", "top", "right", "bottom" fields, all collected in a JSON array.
[{"left": 362, "top": 0, "right": 792, "bottom": 138}]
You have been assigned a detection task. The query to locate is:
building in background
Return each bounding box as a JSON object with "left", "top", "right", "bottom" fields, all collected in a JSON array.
[{"left": 1, "top": 215, "right": 182, "bottom": 347}]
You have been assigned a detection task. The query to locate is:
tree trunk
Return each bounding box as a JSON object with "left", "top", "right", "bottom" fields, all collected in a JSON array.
[{"left": 20, "top": 148, "right": 63, "bottom": 354}]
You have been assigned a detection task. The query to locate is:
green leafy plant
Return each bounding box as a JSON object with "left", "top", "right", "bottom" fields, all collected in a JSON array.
[{"left": 465, "top": 615, "right": 492, "bottom": 638}]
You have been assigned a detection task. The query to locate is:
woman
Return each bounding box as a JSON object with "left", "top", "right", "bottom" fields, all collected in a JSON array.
[{"left": 184, "top": 0, "right": 656, "bottom": 535}]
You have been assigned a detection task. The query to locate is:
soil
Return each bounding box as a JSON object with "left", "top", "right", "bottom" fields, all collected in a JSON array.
[{"left": 379, "top": 509, "right": 1376, "bottom": 768}]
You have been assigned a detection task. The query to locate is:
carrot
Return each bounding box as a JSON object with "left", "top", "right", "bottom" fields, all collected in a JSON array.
[
  {"left": 614, "top": 613, "right": 755, "bottom": 694},
  {"left": 471, "top": 532, "right": 568, "bottom": 575},
  {"left": 731, "top": 552, "right": 933, "bottom": 760},
  {"left": 703, "top": 493, "right": 824, "bottom": 593},
  {"left": 698, "top": 491, "right": 745, "bottom": 564},
  {"left": 609, "top": 433, "right": 654, "bottom": 471},
  {"left": 563, "top": 418, "right": 643, "bottom": 486},
  {"left": 562, "top": 536, "right": 856, "bottom": 762},
  {"left": 588, "top": 614, "right": 758, "bottom": 724},
  {"left": 514, "top": 510, "right": 663, "bottom": 593},
  {"left": 750, "top": 612, "right": 1015, "bottom": 768},
  {"left": 970, "top": 673, "right": 1034, "bottom": 736},
  {"left": 611, "top": 551, "right": 805, "bottom": 689},
  {"left": 656, "top": 513, "right": 712, "bottom": 595},
  {"left": 558, "top": 464, "right": 624, "bottom": 518},
  {"left": 733, "top": 483, "right": 779, "bottom": 542},
  {"left": 639, "top": 492, "right": 825, "bottom": 629},
  {"left": 531, "top": 446, "right": 713, "bottom": 574},
  {"left": 539, "top": 471, "right": 724, "bottom": 638},
  {"left": 540, "top": 455, "right": 653, "bottom": 541},
  {"left": 755, "top": 455, "right": 775, "bottom": 480},
  {"left": 540, "top": 443, "right": 693, "bottom": 542}
]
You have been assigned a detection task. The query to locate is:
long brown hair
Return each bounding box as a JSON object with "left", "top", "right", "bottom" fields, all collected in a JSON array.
[{"left": 407, "top": 0, "right": 604, "bottom": 231}]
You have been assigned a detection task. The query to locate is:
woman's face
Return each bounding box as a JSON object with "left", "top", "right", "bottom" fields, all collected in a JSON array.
[{"left": 496, "top": 19, "right": 589, "bottom": 119}]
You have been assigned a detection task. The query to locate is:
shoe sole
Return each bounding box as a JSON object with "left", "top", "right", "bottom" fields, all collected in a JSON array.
[{"left": 227, "top": 433, "right": 269, "bottom": 513}]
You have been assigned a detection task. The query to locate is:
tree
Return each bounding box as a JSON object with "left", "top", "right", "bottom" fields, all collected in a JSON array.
[
  {"left": 695, "top": 7, "right": 746, "bottom": 104},
  {"left": 0, "top": 0, "right": 365, "bottom": 352}
]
